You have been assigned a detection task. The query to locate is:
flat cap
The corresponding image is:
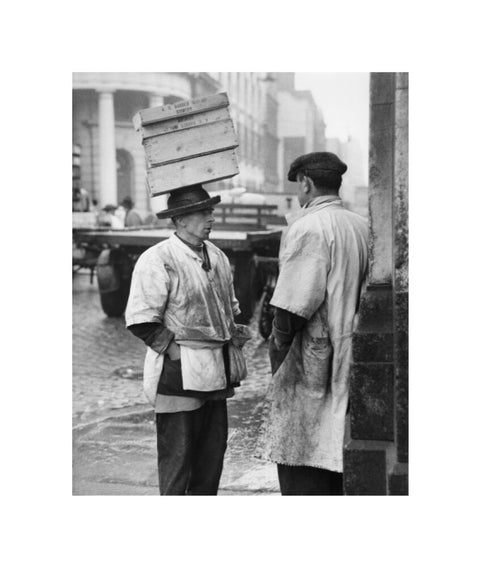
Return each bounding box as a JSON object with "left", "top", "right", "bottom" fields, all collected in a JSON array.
[{"left": 287, "top": 151, "right": 347, "bottom": 182}]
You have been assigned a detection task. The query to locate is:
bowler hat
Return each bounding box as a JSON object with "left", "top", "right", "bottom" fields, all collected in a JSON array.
[
  {"left": 287, "top": 151, "right": 348, "bottom": 182},
  {"left": 156, "top": 185, "right": 221, "bottom": 219}
]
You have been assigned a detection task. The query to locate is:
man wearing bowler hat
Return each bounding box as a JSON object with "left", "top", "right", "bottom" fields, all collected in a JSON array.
[
  {"left": 125, "top": 184, "right": 249, "bottom": 495},
  {"left": 256, "top": 152, "right": 369, "bottom": 495}
]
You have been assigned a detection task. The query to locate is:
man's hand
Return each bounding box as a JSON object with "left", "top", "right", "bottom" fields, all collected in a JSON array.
[
  {"left": 166, "top": 339, "right": 181, "bottom": 360},
  {"left": 269, "top": 335, "right": 291, "bottom": 375}
]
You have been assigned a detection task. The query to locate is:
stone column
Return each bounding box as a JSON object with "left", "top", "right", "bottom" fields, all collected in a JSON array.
[
  {"left": 343, "top": 73, "right": 409, "bottom": 495},
  {"left": 97, "top": 89, "right": 117, "bottom": 205}
]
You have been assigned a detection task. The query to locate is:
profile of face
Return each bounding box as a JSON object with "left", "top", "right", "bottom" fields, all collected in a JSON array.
[{"left": 177, "top": 207, "right": 215, "bottom": 243}]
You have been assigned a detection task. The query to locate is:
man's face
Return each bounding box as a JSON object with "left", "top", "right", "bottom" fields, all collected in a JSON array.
[{"left": 180, "top": 208, "right": 215, "bottom": 241}]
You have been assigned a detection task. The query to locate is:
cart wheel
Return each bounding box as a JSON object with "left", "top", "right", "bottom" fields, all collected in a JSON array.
[
  {"left": 99, "top": 287, "right": 129, "bottom": 317},
  {"left": 96, "top": 249, "right": 131, "bottom": 317},
  {"left": 258, "top": 289, "right": 274, "bottom": 339}
]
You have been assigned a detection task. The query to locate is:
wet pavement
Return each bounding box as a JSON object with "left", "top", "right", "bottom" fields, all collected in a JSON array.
[{"left": 72, "top": 270, "right": 279, "bottom": 495}]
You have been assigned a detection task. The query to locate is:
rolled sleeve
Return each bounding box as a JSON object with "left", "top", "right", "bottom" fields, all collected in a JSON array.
[
  {"left": 272, "top": 307, "right": 307, "bottom": 345},
  {"left": 127, "top": 322, "right": 174, "bottom": 354}
]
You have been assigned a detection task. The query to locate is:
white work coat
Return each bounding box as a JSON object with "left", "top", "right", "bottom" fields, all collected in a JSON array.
[
  {"left": 126, "top": 234, "right": 241, "bottom": 403},
  {"left": 256, "top": 196, "right": 368, "bottom": 472}
]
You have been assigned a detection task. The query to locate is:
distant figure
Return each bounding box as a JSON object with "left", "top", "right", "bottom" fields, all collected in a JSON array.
[
  {"left": 98, "top": 204, "right": 124, "bottom": 229},
  {"left": 73, "top": 187, "right": 90, "bottom": 212},
  {"left": 143, "top": 212, "right": 159, "bottom": 226},
  {"left": 114, "top": 203, "right": 127, "bottom": 226},
  {"left": 121, "top": 196, "right": 143, "bottom": 227},
  {"left": 90, "top": 199, "right": 101, "bottom": 227}
]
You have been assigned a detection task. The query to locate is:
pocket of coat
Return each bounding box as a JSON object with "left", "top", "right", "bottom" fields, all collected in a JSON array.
[{"left": 300, "top": 336, "right": 332, "bottom": 396}]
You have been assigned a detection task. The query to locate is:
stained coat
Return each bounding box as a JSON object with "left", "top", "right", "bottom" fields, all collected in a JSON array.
[
  {"left": 256, "top": 196, "right": 368, "bottom": 472},
  {"left": 126, "top": 234, "right": 241, "bottom": 403}
]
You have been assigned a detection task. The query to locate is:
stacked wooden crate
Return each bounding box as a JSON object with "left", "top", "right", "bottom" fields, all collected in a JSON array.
[{"left": 133, "top": 93, "right": 239, "bottom": 196}]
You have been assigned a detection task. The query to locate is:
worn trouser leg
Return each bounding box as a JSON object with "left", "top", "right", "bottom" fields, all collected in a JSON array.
[
  {"left": 155, "top": 400, "right": 228, "bottom": 495},
  {"left": 277, "top": 464, "right": 344, "bottom": 495}
]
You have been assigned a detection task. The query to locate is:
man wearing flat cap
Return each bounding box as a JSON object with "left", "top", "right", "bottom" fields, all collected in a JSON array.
[
  {"left": 256, "top": 152, "right": 368, "bottom": 495},
  {"left": 125, "top": 185, "right": 249, "bottom": 495}
]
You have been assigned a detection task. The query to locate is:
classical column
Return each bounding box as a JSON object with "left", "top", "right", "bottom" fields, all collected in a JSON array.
[{"left": 97, "top": 89, "right": 117, "bottom": 205}]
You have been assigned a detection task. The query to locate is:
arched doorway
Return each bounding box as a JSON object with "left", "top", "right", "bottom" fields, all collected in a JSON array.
[{"left": 116, "top": 149, "right": 135, "bottom": 202}]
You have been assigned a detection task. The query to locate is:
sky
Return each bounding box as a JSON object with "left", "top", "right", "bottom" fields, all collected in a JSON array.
[{"left": 295, "top": 73, "right": 370, "bottom": 182}]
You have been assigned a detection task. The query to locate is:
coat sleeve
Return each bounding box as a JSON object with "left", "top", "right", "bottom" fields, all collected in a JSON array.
[
  {"left": 125, "top": 251, "right": 171, "bottom": 326},
  {"left": 272, "top": 307, "right": 307, "bottom": 344},
  {"left": 270, "top": 221, "right": 331, "bottom": 319},
  {"left": 127, "top": 322, "right": 175, "bottom": 354}
]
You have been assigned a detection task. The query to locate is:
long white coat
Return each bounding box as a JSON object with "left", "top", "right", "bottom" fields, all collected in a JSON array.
[{"left": 256, "top": 196, "right": 368, "bottom": 472}]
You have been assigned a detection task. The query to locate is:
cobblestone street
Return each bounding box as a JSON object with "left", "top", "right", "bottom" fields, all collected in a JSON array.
[
  {"left": 73, "top": 272, "right": 148, "bottom": 426},
  {"left": 72, "top": 270, "right": 279, "bottom": 495}
]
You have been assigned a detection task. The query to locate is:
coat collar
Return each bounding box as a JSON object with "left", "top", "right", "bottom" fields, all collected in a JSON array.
[
  {"left": 170, "top": 233, "right": 218, "bottom": 268},
  {"left": 285, "top": 195, "right": 342, "bottom": 226},
  {"left": 305, "top": 195, "right": 342, "bottom": 209}
]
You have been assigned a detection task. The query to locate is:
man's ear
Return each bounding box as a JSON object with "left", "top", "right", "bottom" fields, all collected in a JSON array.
[
  {"left": 304, "top": 175, "right": 314, "bottom": 193},
  {"left": 175, "top": 215, "right": 185, "bottom": 228}
]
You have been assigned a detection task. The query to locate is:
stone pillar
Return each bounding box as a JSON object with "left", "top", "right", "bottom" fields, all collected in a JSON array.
[
  {"left": 368, "top": 74, "right": 395, "bottom": 285},
  {"left": 97, "top": 89, "right": 117, "bottom": 205},
  {"left": 391, "top": 73, "right": 409, "bottom": 493},
  {"left": 343, "top": 73, "right": 409, "bottom": 495}
]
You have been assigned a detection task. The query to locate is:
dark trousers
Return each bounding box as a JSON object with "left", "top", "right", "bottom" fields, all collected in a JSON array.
[
  {"left": 277, "top": 464, "right": 344, "bottom": 495},
  {"left": 155, "top": 400, "right": 228, "bottom": 495}
]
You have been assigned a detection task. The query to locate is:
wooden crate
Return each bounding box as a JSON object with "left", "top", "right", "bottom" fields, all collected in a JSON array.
[
  {"left": 147, "top": 149, "right": 239, "bottom": 196},
  {"left": 144, "top": 118, "right": 237, "bottom": 167},
  {"left": 133, "top": 93, "right": 239, "bottom": 196}
]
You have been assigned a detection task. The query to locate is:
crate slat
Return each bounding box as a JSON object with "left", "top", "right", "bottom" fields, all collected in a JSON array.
[
  {"left": 144, "top": 119, "right": 238, "bottom": 166},
  {"left": 140, "top": 106, "right": 231, "bottom": 139},
  {"left": 133, "top": 92, "right": 229, "bottom": 130},
  {"left": 147, "top": 149, "right": 239, "bottom": 196}
]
